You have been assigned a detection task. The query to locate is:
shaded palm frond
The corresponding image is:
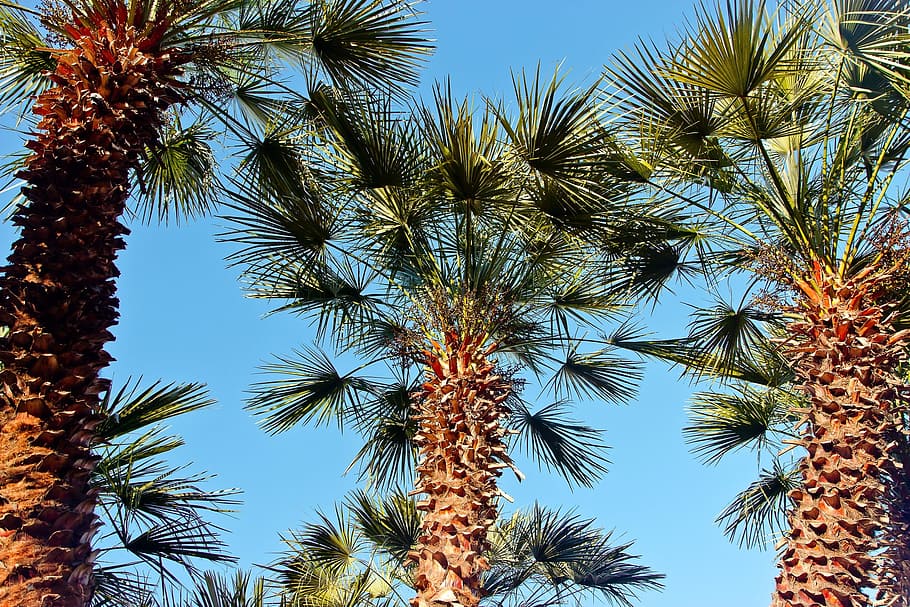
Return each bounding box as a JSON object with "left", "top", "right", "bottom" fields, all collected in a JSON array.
[
  {"left": 549, "top": 345, "right": 641, "bottom": 405},
  {"left": 509, "top": 401, "right": 609, "bottom": 487},
  {"left": 125, "top": 516, "right": 235, "bottom": 574},
  {"left": 684, "top": 385, "right": 792, "bottom": 465},
  {"left": 685, "top": 299, "right": 781, "bottom": 379},
  {"left": 96, "top": 379, "right": 215, "bottom": 442},
  {"left": 716, "top": 459, "right": 799, "bottom": 549},
  {"left": 136, "top": 119, "right": 220, "bottom": 224}
]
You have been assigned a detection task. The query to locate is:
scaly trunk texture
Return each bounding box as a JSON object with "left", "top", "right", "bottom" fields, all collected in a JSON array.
[
  {"left": 407, "top": 331, "right": 512, "bottom": 607},
  {"left": 773, "top": 267, "right": 910, "bottom": 607},
  {"left": 0, "top": 7, "right": 182, "bottom": 606},
  {"left": 876, "top": 430, "right": 910, "bottom": 607}
]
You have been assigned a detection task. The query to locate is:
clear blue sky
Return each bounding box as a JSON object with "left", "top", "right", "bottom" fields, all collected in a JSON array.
[{"left": 1, "top": 2, "right": 780, "bottom": 605}]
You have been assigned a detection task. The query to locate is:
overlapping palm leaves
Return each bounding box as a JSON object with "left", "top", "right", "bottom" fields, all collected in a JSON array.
[
  {"left": 272, "top": 492, "right": 662, "bottom": 607},
  {"left": 605, "top": 1, "right": 910, "bottom": 604},
  {"left": 89, "top": 378, "right": 240, "bottom": 607},
  {"left": 225, "top": 70, "right": 691, "bottom": 607}
]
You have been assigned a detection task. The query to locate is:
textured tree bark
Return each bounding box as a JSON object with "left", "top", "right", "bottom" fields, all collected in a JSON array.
[
  {"left": 407, "top": 331, "right": 513, "bottom": 607},
  {"left": 772, "top": 268, "right": 909, "bottom": 607},
  {"left": 0, "top": 8, "right": 182, "bottom": 606},
  {"left": 876, "top": 431, "right": 910, "bottom": 607}
]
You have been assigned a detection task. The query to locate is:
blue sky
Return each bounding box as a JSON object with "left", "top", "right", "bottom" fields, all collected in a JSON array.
[{"left": 1, "top": 1, "right": 781, "bottom": 605}]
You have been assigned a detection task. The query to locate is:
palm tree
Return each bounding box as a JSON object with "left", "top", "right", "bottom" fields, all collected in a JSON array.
[
  {"left": 272, "top": 491, "right": 663, "bottom": 607},
  {"left": 604, "top": 1, "right": 910, "bottom": 605},
  {"left": 0, "top": 1, "right": 429, "bottom": 603},
  {"left": 225, "top": 73, "right": 690, "bottom": 607}
]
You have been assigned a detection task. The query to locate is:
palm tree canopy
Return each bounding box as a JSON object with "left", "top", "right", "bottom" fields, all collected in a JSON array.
[
  {"left": 0, "top": 0, "right": 432, "bottom": 222},
  {"left": 272, "top": 491, "right": 663, "bottom": 607},
  {"left": 224, "top": 69, "right": 701, "bottom": 489}
]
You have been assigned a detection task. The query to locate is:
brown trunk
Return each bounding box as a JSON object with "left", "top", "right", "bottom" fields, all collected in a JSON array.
[
  {"left": 407, "top": 331, "right": 513, "bottom": 607},
  {"left": 876, "top": 429, "right": 910, "bottom": 607},
  {"left": 0, "top": 6, "right": 182, "bottom": 606},
  {"left": 773, "top": 268, "right": 909, "bottom": 607}
]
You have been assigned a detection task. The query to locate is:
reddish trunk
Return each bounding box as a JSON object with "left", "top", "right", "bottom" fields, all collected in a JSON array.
[
  {"left": 408, "top": 331, "right": 513, "bottom": 607},
  {"left": 773, "top": 271, "right": 909, "bottom": 607},
  {"left": 0, "top": 8, "right": 182, "bottom": 606}
]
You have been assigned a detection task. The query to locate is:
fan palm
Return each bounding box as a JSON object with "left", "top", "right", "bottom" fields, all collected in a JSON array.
[
  {"left": 89, "top": 378, "right": 240, "bottom": 607},
  {"left": 272, "top": 491, "right": 663, "bottom": 607},
  {"left": 604, "top": 1, "right": 910, "bottom": 605},
  {"left": 225, "top": 72, "right": 692, "bottom": 607},
  {"left": 0, "top": 0, "right": 428, "bottom": 604}
]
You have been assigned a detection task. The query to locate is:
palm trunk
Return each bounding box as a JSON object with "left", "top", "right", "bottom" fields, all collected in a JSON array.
[
  {"left": 773, "top": 268, "right": 909, "bottom": 607},
  {"left": 407, "top": 331, "right": 513, "bottom": 607},
  {"left": 876, "top": 429, "right": 910, "bottom": 607},
  {"left": 0, "top": 8, "right": 182, "bottom": 606}
]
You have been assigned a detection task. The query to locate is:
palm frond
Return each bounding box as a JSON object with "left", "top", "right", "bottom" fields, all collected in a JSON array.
[
  {"left": 0, "top": 5, "right": 53, "bottom": 110},
  {"left": 291, "top": 507, "right": 362, "bottom": 576},
  {"left": 685, "top": 299, "right": 780, "bottom": 379},
  {"left": 549, "top": 345, "right": 641, "bottom": 404},
  {"left": 716, "top": 459, "right": 799, "bottom": 549},
  {"left": 136, "top": 119, "right": 220, "bottom": 224},
  {"left": 667, "top": 0, "right": 807, "bottom": 98},
  {"left": 350, "top": 412, "right": 415, "bottom": 489},
  {"left": 90, "top": 568, "right": 154, "bottom": 607},
  {"left": 96, "top": 379, "right": 215, "bottom": 442},
  {"left": 684, "top": 385, "right": 792, "bottom": 465},
  {"left": 246, "top": 347, "right": 376, "bottom": 433},
  {"left": 346, "top": 490, "right": 419, "bottom": 564},
  {"left": 306, "top": 0, "right": 431, "bottom": 91},
  {"left": 125, "top": 517, "right": 235, "bottom": 573},
  {"left": 509, "top": 401, "right": 609, "bottom": 487}
]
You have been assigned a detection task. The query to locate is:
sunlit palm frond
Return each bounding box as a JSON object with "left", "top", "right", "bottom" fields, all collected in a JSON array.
[
  {"left": 0, "top": 5, "right": 53, "bottom": 110},
  {"left": 667, "top": 0, "right": 809, "bottom": 98},
  {"left": 290, "top": 507, "right": 363, "bottom": 576},
  {"left": 684, "top": 385, "right": 793, "bottom": 465},
  {"left": 346, "top": 490, "right": 419, "bottom": 564},
  {"left": 424, "top": 83, "right": 513, "bottom": 209},
  {"left": 247, "top": 347, "right": 377, "bottom": 433},
  {"left": 305, "top": 0, "right": 431, "bottom": 91}
]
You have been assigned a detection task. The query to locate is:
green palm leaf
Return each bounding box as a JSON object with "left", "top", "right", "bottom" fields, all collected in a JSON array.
[
  {"left": 716, "top": 460, "right": 799, "bottom": 549},
  {"left": 247, "top": 347, "right": 377, "bottom": 433},
  {"left": 510, "top": 401, "right": 609, "bottom": 487},
  {"left": 0, "top": 5, "right": 54, "bottom": 109}
]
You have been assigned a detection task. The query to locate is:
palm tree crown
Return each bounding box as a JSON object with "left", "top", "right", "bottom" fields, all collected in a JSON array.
[
  {"left": 226, "top": 72, "right": 692, "bottom": 607},
  {"left": 604, "top": 1, "right": 910, "bottom": 605}
]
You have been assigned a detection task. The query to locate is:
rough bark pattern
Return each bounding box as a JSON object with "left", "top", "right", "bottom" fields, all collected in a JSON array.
[
  {"left": 773, "top": 269, "right": 910, "bottom": 607},
  {"left": 876, "top": 428, "right": 910, "bottom": 607},
  {"left": 407, "top": 331, "right": 513, "bottom": 607},
  {"left": 0, "top": 7, "right": 182, "bottom": 606}
]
